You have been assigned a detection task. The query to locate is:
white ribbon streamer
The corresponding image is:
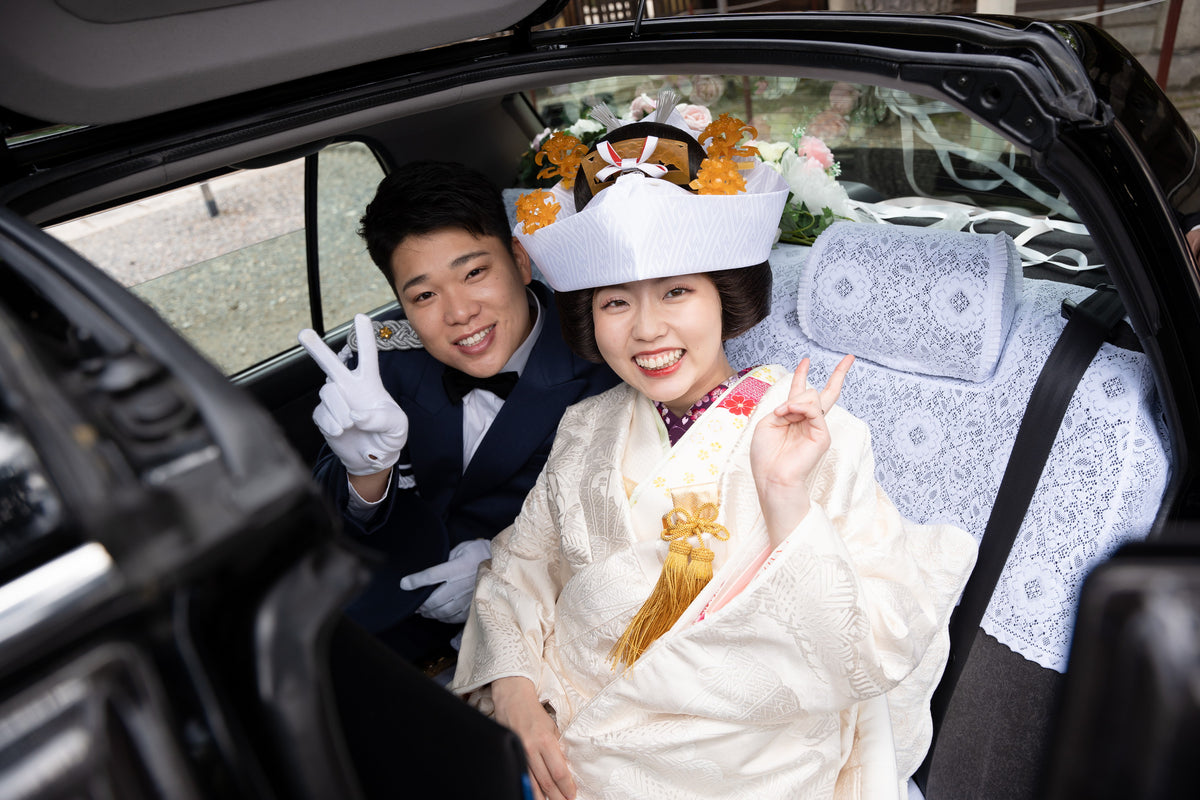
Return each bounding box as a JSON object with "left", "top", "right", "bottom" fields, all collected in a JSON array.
[
  {"left": 875, "top": 88, "right": 1081, "bottom": 222},
  {"left": 849, "top": 197, "right": 1102, "bottom": 273}
]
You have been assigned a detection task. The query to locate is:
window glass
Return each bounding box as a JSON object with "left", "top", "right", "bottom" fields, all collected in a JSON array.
[
  {"left": 317, "top": 141, "right": 396, "bottom": 328},
  {"left": 44, "top": 142, "right": 389, "bottom": 375},
  {"left": 523, "top": 74, "right": 1078, "bottom": 223}
]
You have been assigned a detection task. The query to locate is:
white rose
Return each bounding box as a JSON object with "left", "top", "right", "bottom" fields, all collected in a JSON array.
[
  {"left": 779, "top": 150, "right": 856, "bottom": 219},
  {"left": 568, "top": 118, "right": 604, "bottom": 137},
  {"left": 749, "top": 140, "right": 791, "bottom": 164}
]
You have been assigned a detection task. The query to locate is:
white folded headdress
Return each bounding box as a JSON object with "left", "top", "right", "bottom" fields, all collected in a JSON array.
[{"left": 514, "top": 93, "right": 789, "bottom": 292}]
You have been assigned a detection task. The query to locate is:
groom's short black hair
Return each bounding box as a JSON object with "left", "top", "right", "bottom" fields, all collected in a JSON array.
[{"left": 359, "top": 161, "right": 513, "bottom": 293}]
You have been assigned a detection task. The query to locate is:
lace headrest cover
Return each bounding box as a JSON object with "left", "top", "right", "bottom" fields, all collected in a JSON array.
[{"left": 799, "top": 221, "right": 1021, "bottom": 382}]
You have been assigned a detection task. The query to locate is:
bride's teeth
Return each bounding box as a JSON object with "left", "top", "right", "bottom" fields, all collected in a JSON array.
[
  {"left": 457, "top": 325, "right": 493, "bottom": 346},
  {"left": 635, "top": 350, "right": 683, "bottom": 370}
]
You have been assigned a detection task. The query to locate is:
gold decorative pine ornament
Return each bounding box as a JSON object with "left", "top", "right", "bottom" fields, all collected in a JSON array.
[{"left": 698, "top": 113, "right": 760, "bottom": 159}]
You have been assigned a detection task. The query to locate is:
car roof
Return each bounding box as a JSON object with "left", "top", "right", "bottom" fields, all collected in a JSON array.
[{"left": 0, "top": 0, "right": 564, "bottom": 128}]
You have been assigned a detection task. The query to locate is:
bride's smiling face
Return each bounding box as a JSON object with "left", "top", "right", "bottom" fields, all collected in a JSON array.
[{"left": 592, "top": 273, "right": 733, "bottom": 416}]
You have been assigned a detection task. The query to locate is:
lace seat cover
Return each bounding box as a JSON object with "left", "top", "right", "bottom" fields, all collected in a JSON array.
[{"left": 727, "top": 230, "right": 1171, "bottom": 673}]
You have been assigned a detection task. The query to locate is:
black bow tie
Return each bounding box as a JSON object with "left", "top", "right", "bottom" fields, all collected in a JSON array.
[{"left": 442, "top": 368, "right": 519, "bottom": 404}]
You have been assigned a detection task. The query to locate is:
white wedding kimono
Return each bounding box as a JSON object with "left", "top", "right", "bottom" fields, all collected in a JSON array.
[{"left": 452, "top": 365, "right": 976, "bottom": 799}]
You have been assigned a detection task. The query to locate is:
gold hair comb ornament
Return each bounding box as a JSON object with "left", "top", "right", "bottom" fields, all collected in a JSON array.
[
  {"left": 689, "top": 157, "right": 746, "bottom": 195},
  {"left": 699, "top": 113, "right": 760, "bottom": 160},
  {"left": 515, "top": 189, "right": 561, "bottom": 233},
  {"left": 535, "top": 132, "right": 588, "bottom": 189}
]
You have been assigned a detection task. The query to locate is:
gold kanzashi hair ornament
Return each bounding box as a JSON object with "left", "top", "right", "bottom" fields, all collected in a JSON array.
[
  {"left": 515, "top": 189, "right": 561, "bottom": 233},
  {"left": 579, "top": 135, "right": 694, "bottom": 196},
  {"left": 609, "top": 492, "right": 730, "bottom": 669},
  {"left": 535, "top": 132, "right": 588, "bottom": 189},
  {"left": 690, "top": 157, "right": 746, "bottom": 195},
  {"left": 698, "top": 113, "right": 760, "bottom": 160}
]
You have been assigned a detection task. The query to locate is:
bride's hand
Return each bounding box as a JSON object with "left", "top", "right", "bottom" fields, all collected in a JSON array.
[
  {"left": 491, "top": 676, "right": 576, "bottom": 800},
  {"left": 750, "top": 355, "right": 854, "bottom": 544}
]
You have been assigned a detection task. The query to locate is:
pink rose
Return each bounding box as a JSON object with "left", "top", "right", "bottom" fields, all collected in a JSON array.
[
  {"left": 677, "top": 104, "right": 713, "bottom": 132},
  {"left": 796, "top": 135, "right": 835, "bottom": 169},
  {"left": 805, "top": 110, "right": 849, "bottom": 147},
  {"left": 629, "top": 93, "right": 657, "bottom": 121},
  {"left": 828, "top": 82, "right": 861, "bottom": 115}
]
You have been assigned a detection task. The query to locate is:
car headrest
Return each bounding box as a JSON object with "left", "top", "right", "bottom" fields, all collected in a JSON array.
[{"left": 798, "top": 221, "right": 1022, "bottom": 382}]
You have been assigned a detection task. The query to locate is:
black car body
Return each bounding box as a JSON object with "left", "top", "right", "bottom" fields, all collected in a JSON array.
[{"left": 1, "top": 1, "right": 1198, "bottom": 797}]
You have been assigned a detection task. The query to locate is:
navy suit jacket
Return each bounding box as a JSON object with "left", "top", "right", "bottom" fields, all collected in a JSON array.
[{"left": 314, "top": 281, "right": 618, "bottom": 642}]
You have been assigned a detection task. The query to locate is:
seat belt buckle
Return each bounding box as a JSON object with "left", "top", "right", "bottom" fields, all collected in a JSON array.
[
  {"left": 1060, "top": 283, "right": 1116, "bottom": 321},
  {"left": 1061, "top": 284, "right": 1124, "bottom": 327},
  {"left": 1059, "top": 284, "right": 1142, "bottom": 351}
]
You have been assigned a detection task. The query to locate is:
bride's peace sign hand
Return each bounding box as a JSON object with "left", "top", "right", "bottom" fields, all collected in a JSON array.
[{"left": 750, "top": 354, "right": 855, "bottom": 544}]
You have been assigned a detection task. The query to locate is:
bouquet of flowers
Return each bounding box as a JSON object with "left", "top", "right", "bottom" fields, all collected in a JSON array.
[
  {"left": 751, "top": 131, "right": 857, "bottom": 245},
  {"left": 514, "top": 95, "right": 715, "bottom": 188}
]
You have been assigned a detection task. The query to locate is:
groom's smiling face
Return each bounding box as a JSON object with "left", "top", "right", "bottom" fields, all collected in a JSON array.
[{"left": 391, "top": 229, "right": 534, "bottom": 379}]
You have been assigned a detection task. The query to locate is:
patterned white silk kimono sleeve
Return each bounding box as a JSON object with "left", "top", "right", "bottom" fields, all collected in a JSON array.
[{"left": 452, "top": 369, "right": 976, "bottom": 800}]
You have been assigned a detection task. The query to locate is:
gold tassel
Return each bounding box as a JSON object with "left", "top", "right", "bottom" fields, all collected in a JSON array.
[
  {"left": 608, "top": 538, "right": 693, "bottom": 668},
  {"left": 683, "top": 542, "right": 716, "bottom": 599},
  {"left": 609, "top": 498, "right": 730, "bottom": 670}
]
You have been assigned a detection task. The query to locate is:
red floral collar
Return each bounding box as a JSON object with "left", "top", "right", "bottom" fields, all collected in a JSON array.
[{"left": 654, "top": 366, "right": 755, "bottom": 446}]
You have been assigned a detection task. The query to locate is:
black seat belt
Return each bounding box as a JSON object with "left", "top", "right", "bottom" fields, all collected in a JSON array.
[{"left": 916, "top": 284, "right": 1129, "bottom": 789}]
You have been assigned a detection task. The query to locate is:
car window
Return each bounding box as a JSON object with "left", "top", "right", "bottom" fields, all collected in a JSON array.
[
  {"left": 317, "top": 142, "right": 396, "bottom": 330},
  {"left": 44, "top": 141, "right": 392, "bottom": 375},
  {"left": 522, "top": 74, "right": 1086, "bottom": 245}
]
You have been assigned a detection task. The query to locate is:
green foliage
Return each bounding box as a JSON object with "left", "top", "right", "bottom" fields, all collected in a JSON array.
[{"left": 778, "top": 199, "right": 846, "bottom": 246}]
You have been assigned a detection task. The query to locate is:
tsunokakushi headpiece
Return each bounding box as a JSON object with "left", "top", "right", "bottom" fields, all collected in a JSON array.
[{"left": 514, "top": 89, "right": 789, "bottom": 292}]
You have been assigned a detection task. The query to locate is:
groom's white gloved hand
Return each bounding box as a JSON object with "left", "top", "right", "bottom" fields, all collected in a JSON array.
[
  {"left": 298, "top": 314, "right": 408, "bottom": 476},
  {"left": 400, "top": 539, "right": 492, "bottom": 624}
]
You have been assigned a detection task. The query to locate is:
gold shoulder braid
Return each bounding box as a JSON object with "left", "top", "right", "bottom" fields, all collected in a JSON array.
[
  {"left": 346, "top": 318, "right": 423, "bottom": 352},
  {"left": 609, "top": 483, "right": 730, "bottom": 669}
]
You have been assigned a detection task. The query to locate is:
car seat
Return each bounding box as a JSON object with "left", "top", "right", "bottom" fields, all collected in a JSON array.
[{"left": 726, "top": 221, "right": 1172, "bottom": 798}]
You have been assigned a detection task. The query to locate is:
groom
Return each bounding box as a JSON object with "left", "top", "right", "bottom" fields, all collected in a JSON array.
[{"left": 301, "top": 161, "right": 616, "bottom": 668}]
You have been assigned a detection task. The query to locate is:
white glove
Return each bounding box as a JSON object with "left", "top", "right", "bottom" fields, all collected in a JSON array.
[
  {"left": 399, "top": 539, "right": 492, "bottom": 624},
  {"left": 298, "top": 314, "right": 408, "bottom": 476}
]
